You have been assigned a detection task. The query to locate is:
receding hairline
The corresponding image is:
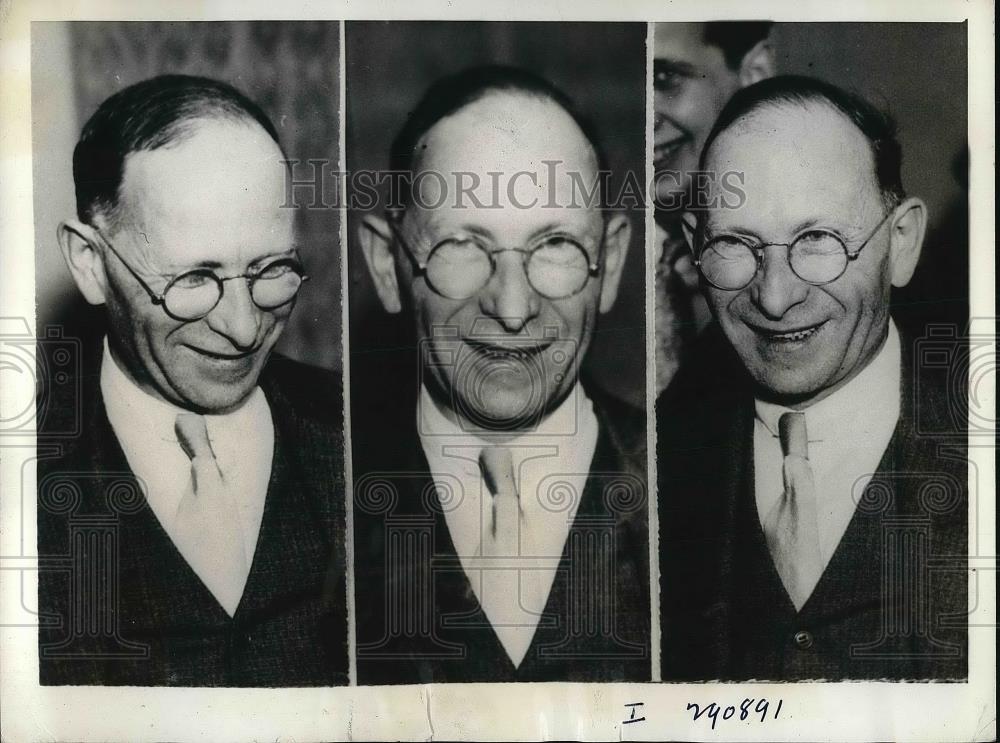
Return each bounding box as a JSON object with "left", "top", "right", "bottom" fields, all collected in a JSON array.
[
  {"left": 703, "top": 97, "right": 884, "bottom": 195},
  {"left": 111, "top": 115, "right": 288, "bottom": 227},
  {"left": 408, "top": 87, "right": 601, "bottom": 176}
]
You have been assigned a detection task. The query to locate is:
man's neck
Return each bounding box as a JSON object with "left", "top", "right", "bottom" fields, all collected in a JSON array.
[
  {"left": 754, "top": 322, "right": 899, "bottom": 415},
  {"left": 105, "top": 337, "right": 255, "bottom": 416},
  {"left": 418, "top": 380, "right": 589, "bottom": 444},
  {"left": 420, "top": 381, "right": 583, "bottom": 444},
  {"left": 754, "top": 324, "right": 893, "bottom": 411}
]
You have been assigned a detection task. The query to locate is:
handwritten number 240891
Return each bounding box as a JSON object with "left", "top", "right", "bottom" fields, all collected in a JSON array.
[{"left": 687, "top": 698, "right": 783, "bottom": 730}]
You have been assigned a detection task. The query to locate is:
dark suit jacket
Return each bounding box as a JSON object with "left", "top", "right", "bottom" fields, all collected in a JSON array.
[
  {"left": 658, "top": 322, "right": 968, "bottom": 681},
  {"left": 351, "top": 348, "right": 650, "bottom": 683},
  {"left": 37, "top": 339, "right": 349, "bottom": 686}
]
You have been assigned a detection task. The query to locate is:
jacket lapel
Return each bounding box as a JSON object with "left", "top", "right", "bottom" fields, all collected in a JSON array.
[
  {"left": 236, "top": 373, "right": 334, "bottom": 617},
  {"left": 799, "top": 327, "right": 921, "bottom": 621},
  {"left": 416, "top": 391, "right": 649, "bottom": 679},
  {"left": 81, "top": 375, "right": 233, "bottom": 633}
]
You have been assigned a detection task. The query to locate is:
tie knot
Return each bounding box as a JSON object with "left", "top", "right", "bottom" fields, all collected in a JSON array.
[
  {"left": 778, "top": 411, "right": 809, "bottom": 459},
  {"left": 175, "top": 412, "right": 215, "bottom": 462},
  {"left": 479, "top": 446, "right": 517, "bottom": 500}
]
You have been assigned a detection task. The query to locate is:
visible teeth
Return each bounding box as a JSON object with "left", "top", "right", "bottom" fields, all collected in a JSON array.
[
  {"left": 772, "top": 327, "right": 818, "bottom": 341},
  {"left": 483, "top": 346, "right": 533, "bottom": 358}
]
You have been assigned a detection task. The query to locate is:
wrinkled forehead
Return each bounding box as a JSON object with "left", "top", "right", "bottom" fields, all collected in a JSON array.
[
  {"left": 116, "top": 118, "right": 293, "bottom": 265},
  {"left": 702, "top": 101, "right": 883, "bottom": 220},
  {"left": 413, "top": 91, "right": 599, "bottom": 182},
  {"left": 403, "top": 91, "right": 605, "bottom": 238},
  {"left": 120, "top": 117, "right": 287, "bottom": 205}
]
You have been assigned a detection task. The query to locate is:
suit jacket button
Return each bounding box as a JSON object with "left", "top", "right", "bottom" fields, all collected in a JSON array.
[{"left": 794, "top": 630, "right": 814, "bottom": 650}]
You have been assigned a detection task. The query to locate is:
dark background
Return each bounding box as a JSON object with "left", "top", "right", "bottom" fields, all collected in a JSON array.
[
  {"left": 772, "top": 22, "right": 968, "bottom": 328},
  {"left": 345, "top": 21, "right": 649, "bottom": 408},
  {"left": 33, "top": 21, "right": 342, "bottom": 371}
]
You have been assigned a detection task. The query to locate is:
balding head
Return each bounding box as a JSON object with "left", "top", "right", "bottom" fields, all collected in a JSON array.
[
  {"left": 389, "top": 65, "right": 608, "bottom": 210},
  {"left": 359, "top": 68, "right": 631, "bottom": 433},
  {"left": 686, "top": 77, "right": 926, "bottom": 407}
]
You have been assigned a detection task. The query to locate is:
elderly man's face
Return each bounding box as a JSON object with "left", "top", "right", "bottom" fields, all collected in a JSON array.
[
  {"left": 100, "top": 118, "right": 296, "bottom": 413},
  {"left": 372, "top": 91, "right": 627, "bottom": 430},
  {"left": 653, "top": 22, "right": 741, "bottom": 204},
  {"left": 699, "top": 103, "right": 909, "bottom": 405}
]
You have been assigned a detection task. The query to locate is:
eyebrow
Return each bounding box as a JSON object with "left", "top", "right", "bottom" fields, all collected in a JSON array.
[
  {"left": 527, "top": 222, "right": 587, "bottom": 243},
  {"left": 439, "top": 222, "right": 591, "bottom": 245},
  {"left": 251, "top": 246, "right": 301, "bottom": 266},
  {"left": 704, "top": 218, "right": 833, "bottom": 242},
  {"left": 653, "top": 59, "right": 698, "bottom": 77},
  {"left": 782, "top": 218, "right": 824, "bottom": 238},
  {"left": 163, "top": 246, "right": 300, "bottom": 274}
]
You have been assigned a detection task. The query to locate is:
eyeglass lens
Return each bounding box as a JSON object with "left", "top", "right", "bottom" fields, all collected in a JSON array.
[
  {"left": 425, "top": 237, "right": 592, "bottom": 300},
  {"left": 699, "top": 232, "right": 849, "bottom": 290},
  {"left": 164, "top": 260, "right": 304, "bottom": 319}
]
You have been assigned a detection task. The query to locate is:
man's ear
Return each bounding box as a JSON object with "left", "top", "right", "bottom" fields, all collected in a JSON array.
[
  {"left": 598, "top": 213, "right": 631, "bottom": 313},
  {"left": 57, "top": 219, "right": 109, "bottom": 305},
  {"left": 358, "top": 213, "right": 403, "bottom": 314},
  {"left": 679, "top": 211, "right": 697, "bottom": 255},
  {"left": 887, "top": 197, "right": 927, "bottom": 288},
  {"left": 675, "top": 212, "right": 701, "bottom": 290},
  {"left": 738, "top": 37, "right": 776, "bottom": 87}
]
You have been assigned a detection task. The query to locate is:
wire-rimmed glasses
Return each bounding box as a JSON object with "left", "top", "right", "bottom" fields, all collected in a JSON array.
[
  {"left": 692, "top": 209, "right": 895, "bottom": 291},
  {"left": 387, "top": 217, "right": 601, "bottom": 301},
  {"left": 94, "top": 229, "right": 308, "bottom": 321}
]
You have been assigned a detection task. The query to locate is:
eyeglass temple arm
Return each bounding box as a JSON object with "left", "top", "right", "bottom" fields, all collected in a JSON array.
[
  {"left": 845, "top": 209, "right": 896, "bottom": 260},
  {"left": 676, "top": 215, "right": 707, "bottom": 267},
  {"left": 385, "top": 216, "right": 427, "bottom": 274},
  {"left": 93, "top": 228, "right": 167, "bottom": 306}
]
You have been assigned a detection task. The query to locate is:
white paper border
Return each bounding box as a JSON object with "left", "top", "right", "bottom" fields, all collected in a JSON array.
[{"left": 1, "top": 1, "right": 994, "bottom": 741}]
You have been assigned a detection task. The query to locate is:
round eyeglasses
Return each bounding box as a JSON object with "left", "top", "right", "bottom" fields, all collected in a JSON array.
[
  {"left": 95, "top": 229, "right": 308, "bottom": 321},
  {"left": 693, "top": 209, "right": 895, "bottom": 291},
  {"left": 388, "top": 219, "right": 601, "bottom": 301}
]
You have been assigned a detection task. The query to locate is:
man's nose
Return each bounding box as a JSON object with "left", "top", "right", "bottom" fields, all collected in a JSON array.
[
  {"left": 750, "top": 245, "right": 810, "bottom": 320},
  {"left": 204, "top": 279, "right": 263, "bottom": 349},
  {"left": 479, "top": 252, "right": 540, "bottom": 333}
]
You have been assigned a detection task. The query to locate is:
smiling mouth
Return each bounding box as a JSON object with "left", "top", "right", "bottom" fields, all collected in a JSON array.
[
  {"left": 654, "top": 136, "right": 690, "bottom": 166},
  {"left": 465, "top": 339, "right": 553, "bottom": 360},
  {"left": 753, "top": 321, "right": 828, "bottom": 343},
  {"left": 189, "top": 346, "right": 258, "bottom": 361}
]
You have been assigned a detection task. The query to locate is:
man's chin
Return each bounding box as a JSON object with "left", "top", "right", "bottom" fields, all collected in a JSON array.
[
  {"left": 748, "top": 365, "right": 835, "bottom": 407},
  {"left": 453, "top": 386, "right": 552, "bottom": 433},
  {"left": 174, "top": 382, "right": 258, "bottom": 415}
]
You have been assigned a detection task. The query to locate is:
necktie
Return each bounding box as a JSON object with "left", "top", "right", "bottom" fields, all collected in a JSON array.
[
  {"left": 762, "top": 411, "right": 824, "bottom": 611},
  {"left": 477, "top": 446, "right": 540, "bottom": 668},
  {"left": 173, "top": 413, "right": 249, "bottom": 617}
]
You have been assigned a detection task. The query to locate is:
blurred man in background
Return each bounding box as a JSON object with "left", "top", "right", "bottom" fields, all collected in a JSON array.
[{"left": 653, "top": 21, "right": 774, "bottom": 391}]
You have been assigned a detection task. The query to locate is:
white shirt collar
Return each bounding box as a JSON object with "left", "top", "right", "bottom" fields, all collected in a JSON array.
[
  {"left": 417, "top": 382, "right": 600, "bottom": 664},
  {"left": 755, "top": 321, "right": 901, "bottom": 440},
  {"left": 752, "top": 320, "right": 902, "bottom": 581},
  {"left": 99, "top": 338, "right": 274, "bottom": 563},
  {"left": 418, "top": 382, "right": 592, "bottom": 473}
]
